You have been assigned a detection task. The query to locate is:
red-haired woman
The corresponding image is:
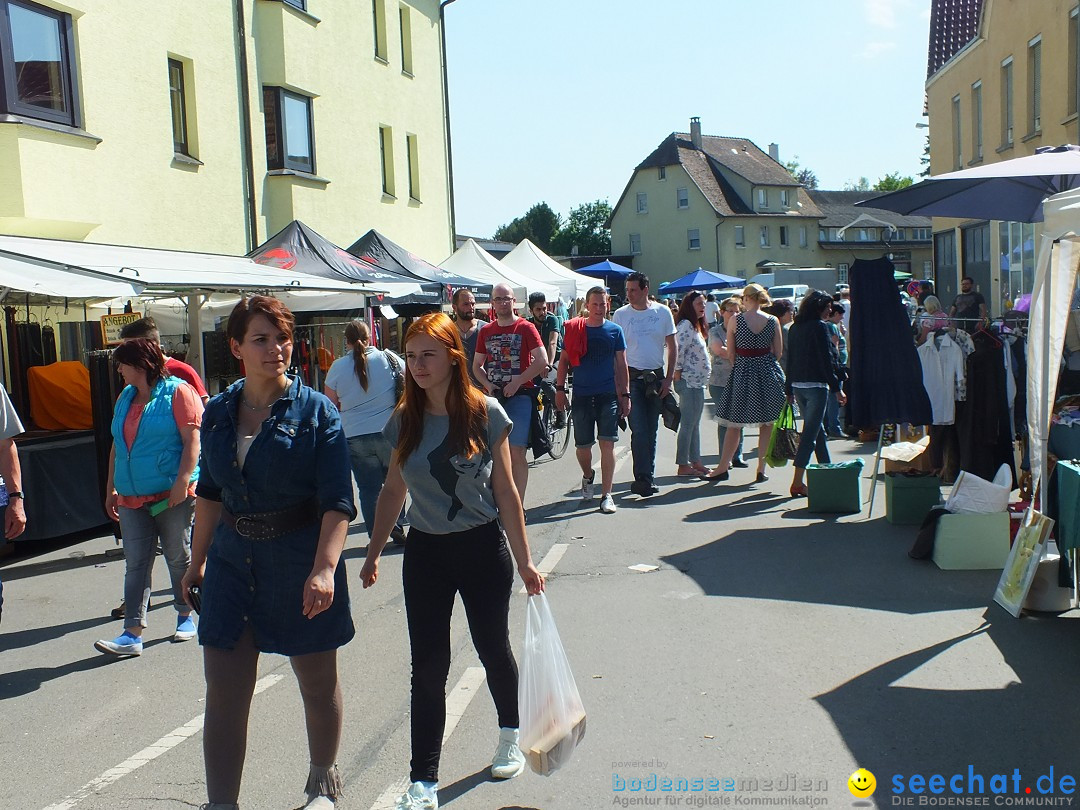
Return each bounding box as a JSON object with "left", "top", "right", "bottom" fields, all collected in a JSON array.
[
  {"left": 360, "top": 312, "right": 544, "bottom": 810},
  {"left": 672, "top": 291, "right": 712, "bottom": 476},
  {"left": 95, "top": 337, "right": 202, "bottom": 657},
  {"left": 181, "top": 296, "right": 356, "bottom": 810}
]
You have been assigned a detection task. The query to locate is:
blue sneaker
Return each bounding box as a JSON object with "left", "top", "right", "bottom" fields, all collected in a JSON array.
[
  {"left": 94, "top": 632, "right": 143, "bottom": 656},
  {"left": 174, "top": 614, "right": 197, "bottom": 642}
]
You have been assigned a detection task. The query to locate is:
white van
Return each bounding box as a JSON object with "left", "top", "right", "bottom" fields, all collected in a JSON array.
[{"left": 768, "top": 284, "right": 809, "bottom": 307}]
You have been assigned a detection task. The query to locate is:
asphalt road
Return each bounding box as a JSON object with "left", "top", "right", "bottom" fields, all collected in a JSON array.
[{"left": 2, "top": 425, "right": 1079, "bottom": 810}]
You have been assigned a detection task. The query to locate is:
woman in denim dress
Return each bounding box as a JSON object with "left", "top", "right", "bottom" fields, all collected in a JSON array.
[{"left": 182, "top": 297, "right": 356, "bottom": 810}]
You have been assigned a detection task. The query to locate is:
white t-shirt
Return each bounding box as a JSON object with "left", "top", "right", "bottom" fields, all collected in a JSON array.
[
  {"left": 325, "top": 348, "right": 402, "bottom": 437},
  {"left": 611, "top": 302, "right": 677, "bottom": 370},
  {"left": 0, "top": 385, "right": 24, "bottom": 441},
  {"left": 704, "top": 300, "right": 721, "bottom": 325}
]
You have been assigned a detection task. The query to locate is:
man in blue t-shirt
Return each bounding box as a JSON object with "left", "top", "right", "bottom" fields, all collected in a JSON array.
[{"left": 555, "top": 287, "right": 628, "bottom": 515}]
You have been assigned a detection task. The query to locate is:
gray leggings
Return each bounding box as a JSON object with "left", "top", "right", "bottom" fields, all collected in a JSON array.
[{"left": 203, "top": 626, "right": 343, "bottom": 804}]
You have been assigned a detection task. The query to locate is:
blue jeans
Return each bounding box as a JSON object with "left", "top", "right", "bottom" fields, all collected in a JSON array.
[
  {"left": 824, "top": 392, "right": 843, "bottom": 436},
  {"left": 674, "top": 380, "right": 705, "bottom": 465},
  {"left": 628, "top": 375, "right": 663, "bottom": 484},
  {"left": 348, "top": 432, "right": 404, "bottom": 538},
  {"left": 793, "top": 387, "right": 831, "bottom": 469},
  {"left": 709, "top": 384, "right": 743, "bottom": 462},
  {"left": 118, "top": 497, "right": 195, "bottom": 630}
]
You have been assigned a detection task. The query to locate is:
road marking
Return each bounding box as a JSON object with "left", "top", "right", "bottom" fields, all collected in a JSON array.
[
  {"left": 520, "top": 542, "right": 569, "bottom": 594},
  {"left": 41, "top": 673, "right": 284, "bottom": 810},
  {"left": 367, "top": 666, "right": 487, "bottom": 810}
]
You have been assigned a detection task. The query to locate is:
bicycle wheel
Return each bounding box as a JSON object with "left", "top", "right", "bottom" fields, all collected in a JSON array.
[{"left": 548, "top": 406, "right": 572, "bottom": 459}]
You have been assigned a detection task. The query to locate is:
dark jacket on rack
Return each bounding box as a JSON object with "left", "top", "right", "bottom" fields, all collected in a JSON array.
[{"left": 785, "top": 320, "right": 841, "bottom": 397}]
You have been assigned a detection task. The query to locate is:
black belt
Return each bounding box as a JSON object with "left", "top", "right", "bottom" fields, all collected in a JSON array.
[{"left": 223, "top": 498, "right": 319, "bottom": 540}]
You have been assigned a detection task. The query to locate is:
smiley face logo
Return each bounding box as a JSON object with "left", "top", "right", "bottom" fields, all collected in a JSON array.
[{"left": 847, "top": 768, "right": 876, "bottom": 798}]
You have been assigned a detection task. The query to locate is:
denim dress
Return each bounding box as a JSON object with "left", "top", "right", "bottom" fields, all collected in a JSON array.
[{"left": 195, "top": 376, "right": 357, "bottom": 655}]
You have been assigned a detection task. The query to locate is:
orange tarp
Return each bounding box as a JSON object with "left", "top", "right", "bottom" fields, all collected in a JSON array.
[{"left": 28, "top": 361, "right": 94, "bottom": 430}]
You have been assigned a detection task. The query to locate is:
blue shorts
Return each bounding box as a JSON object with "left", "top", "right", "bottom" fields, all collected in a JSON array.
[
  {"left": 500, "top": 392, "right": 533, "bottom": 447},
  {"left": 572, "top": 392, "right": 619, "bottom": 447}
]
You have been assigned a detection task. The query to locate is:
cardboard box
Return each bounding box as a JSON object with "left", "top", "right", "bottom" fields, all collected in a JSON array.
[
  {"left": 884, "top": 452, "right": 933, "bottom": 474},
  {"left": 807, "top": 459, "right": 863, "bottom": 513},
  {"left": 885, "top": 473, "right": 942, "bottom": 525},
  {"left": 933, "top": 512, "right": 1010, "bottom": 570}
]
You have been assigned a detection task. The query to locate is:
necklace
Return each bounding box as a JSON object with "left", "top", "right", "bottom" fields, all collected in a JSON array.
[{"left": 240, "top": 383, "right": 287, "bottom": 411}]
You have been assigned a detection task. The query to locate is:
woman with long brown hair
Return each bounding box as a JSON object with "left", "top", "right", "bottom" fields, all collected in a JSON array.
[
  {"left": 672, "top": 291, "right": 711, "bottom": 476},
  {"left": 324, "top": 319, "right": 406, "bottom": 543},
  {"left": 360, "top": 312, "right": 544, "bottom": 810}
]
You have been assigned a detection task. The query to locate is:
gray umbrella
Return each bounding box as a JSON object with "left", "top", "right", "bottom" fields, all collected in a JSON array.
[{"left": 858, "top": 144, "right": 1080, "bottom": 223}]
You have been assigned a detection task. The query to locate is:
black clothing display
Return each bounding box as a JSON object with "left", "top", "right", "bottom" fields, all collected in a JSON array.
[
  {"left": 848, "top": 257, "right": 932, "bottom": 427},
  {"left": 956, "top": 331, "right": 1016, "bottom": 486}
]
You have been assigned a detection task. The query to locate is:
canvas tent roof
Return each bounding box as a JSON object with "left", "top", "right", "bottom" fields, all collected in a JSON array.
[
  {"left": 501, "top": 239, "right": 595, "bottom": 301},
  {"left": 348, "top": 230, "right": 486, "bottom": 288},
  {"left": 440, "top": 239, "right": 559, "bottom": 300},
  {"left": 0, "top": 248, "right": 143, "bottom": 301}
]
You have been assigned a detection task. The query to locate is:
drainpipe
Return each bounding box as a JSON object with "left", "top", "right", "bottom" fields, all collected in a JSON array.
[
  {"left": 439, "top": 0, "right": 458, "bottom": 249},
  {"left": 234, "top": 0, "right": 259, "bottom": 251}
]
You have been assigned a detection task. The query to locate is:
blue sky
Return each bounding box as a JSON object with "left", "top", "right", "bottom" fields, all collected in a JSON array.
[{"left": 446, "top": 0, "right": 933, "bottom": 239}]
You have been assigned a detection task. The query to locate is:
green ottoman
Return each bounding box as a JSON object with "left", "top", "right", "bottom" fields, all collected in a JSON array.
[
  {"left": 885, "top": 472, "right": 942, "bottom": 525},
  {"left": 807, "top": 459, "right": 864, "bottom": 513}
]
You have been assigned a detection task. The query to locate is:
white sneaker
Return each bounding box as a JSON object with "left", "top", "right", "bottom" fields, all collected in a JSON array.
[
  {"left": 581, "top": 472, "right": 595, "bottom": 501},
  {"left": 491, "top": 727, "right": 527, "bottom": 779},
  {"left": 303, "top": 797, "right": 335, "bottom": 809},
  {"left": 599, "top": 494, "right": 616, "bottom": 514},
  {"left": 395, "top": 782, "right": 437, "bottom": 810}
]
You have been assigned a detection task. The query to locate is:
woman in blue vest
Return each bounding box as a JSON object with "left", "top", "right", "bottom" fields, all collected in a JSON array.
[{"left": 95, "top": 338, "right": 203, "bottom": 657}]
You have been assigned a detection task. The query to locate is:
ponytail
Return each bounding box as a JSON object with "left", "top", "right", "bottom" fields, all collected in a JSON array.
[{"left": 344, "top": 320, "right": 370, "bottom": 392}]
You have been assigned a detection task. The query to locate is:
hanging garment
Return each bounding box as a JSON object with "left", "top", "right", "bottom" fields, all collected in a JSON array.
[
  {"left": 917, "top": 333, "right": 965, "bottom": 425},
  {"left": 848, "top": 257, "right": 932, "bottom": 427},
  {"left": 956, "top": 331, "right": 1016, "bottom": 485}
]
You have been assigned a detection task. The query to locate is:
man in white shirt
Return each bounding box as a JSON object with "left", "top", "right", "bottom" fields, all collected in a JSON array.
[
  {"left": 611, "top": 272, "right": 677, "bottom": 497},
  {"left": 704, "top": 294, "right": 721, "bottom": 326}
]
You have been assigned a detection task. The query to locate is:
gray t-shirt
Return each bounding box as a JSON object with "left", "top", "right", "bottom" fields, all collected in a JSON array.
[{"left": 382, "top": 396, "right": 511, "bottom": 534}]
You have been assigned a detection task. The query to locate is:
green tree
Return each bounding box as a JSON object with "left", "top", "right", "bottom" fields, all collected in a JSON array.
[
  {"left": 873, "top": 172, "right": 915, "bottom": 191},
  {"left": 549, "top": 199, "right": 612, "bottom": 257},
  {"left": 783, "top": 155, "right": 818, "bottom": 189},
  {"left": 843, "top": 177, "right": 871, "bottom": 192},
  {"left": 493, "top": 202, "right": 561, "bottom": 252},
  {"left": 919, "top": 133, "right": 930, "bottom": 177}
]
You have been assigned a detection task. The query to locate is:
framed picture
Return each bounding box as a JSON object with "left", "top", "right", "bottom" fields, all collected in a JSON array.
[{"left": 993, "top": 508, "right": 1055, "bottom": 617}]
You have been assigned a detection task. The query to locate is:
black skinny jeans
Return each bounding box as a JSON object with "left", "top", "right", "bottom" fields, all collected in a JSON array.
[{"left": 403, "top": 520, "right": 518, "bottom": 783}]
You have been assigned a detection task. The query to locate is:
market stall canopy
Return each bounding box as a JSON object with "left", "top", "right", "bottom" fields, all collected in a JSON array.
[
  {"left": 859, "top": 144, "right": 1080, "bottom": 222},
  {"left": 0, "top": 234, "right": 362, "bottom": 294},
  {"left": 440, "top": 239, "right": 559, "bottom": 300},
  {"left": 501, "top": 239, "right": 594, "bottom": 301},
  {"left": 0, "top": 248, "right": 143, "bottom": 300},
  {"left": 659, "top": 268, "right": 744, "bottom": 295},
  {"left": 249, "top": 220, "right": 420, "bottom": 297},
  {"left": 575, "top": 259, "right": 634, "bottom": 281},
  {"left": 347, "top": 230, "right": 486, "bottom": 289}
]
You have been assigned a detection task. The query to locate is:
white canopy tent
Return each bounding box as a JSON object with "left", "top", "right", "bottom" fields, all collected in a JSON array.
[
  {"left": 501, "top": 239, "right": 595, "bottom": 303},
  {"left": 0, "top": 249, "right": 144, "bottom": 301},
  {"left": 440, "top": 239, "right": 560, "bottom": 302}
]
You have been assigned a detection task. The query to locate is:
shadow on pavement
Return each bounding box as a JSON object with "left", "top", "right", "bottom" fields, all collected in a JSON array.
[
  {"left": 437, "top": 767, "right": 495, "bottom": 805},
  {"left": 0, "top": 614, "right": 116, "bottom": 653}
]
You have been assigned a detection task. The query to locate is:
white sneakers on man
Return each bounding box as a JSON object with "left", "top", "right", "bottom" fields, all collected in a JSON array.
[
  {"left": 581, "top": 472, "right": 595, "bottom": 501},
  {"left": 395, "top": 781, "right": 437, "bottom": 810},
  {"left": 490, "top": 727, "right": 527, "bottom": 779},
  {"left": 599, "top": 494, "right": 616, "bottom": 514}
]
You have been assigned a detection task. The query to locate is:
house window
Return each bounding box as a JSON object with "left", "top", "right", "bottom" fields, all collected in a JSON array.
[
  {"left": 912, "top": 227, "right": 931, "bottom": 240},
  {"left": 399, "top": 4, "right": 413, "bottom": 75},
  {"left": 780, "top": 189, "right": 790, "bottom": 207},
  {"left": 838, "top": 263, "right": 849, "bottom": 284},
  {"left": 734, "top": 225, "right": 745, "bottom": 248},
  {"left": 1070, "top": 8, "right": 1079, "bottom": 117},
  {"left": 760, "top": 226, "right": 769, "bottom": 247},
  {"left": 264, "top": 87, "right": 315, "bottom": 173},
  {"left": 819, "top": 227, "right": 826, "bottom": 241},
  {"left": 1001, "top": 57, "right": 1014, "bottom": 145},
  {"left": 0, "top": 0, "right": 80, "bottom": 127},
  {"left": 283, "top": 0, "right": 307, "bottom": 9},
  {"left": 893, "top": 228, "right": 906, "bottom": 241},
  {"left": 830, "top": 227, "right": 840, "bottom": 241},
  {"left": 971, "top": 81, "right": 983, "bottom": 160},
  {"left": 379, "top": 125, "right": 394, "bottom": 196},
  {"left": 406, "top": 133, "right": 419, "bottom": 201},
  {"left": 676, "top": 187, "right": 688, "bottom": 209},
  {"left": 636, "top": 192, "right": 648, "bottom": 214},
  {"left": 1029, "top": 36, "right": 1041, "bottom": 132},
  {"left": 629, "top": 233, "right": 641, "bottom": 255},
  {"left": 373, "top": 0, "right": 388, "bottom": 61},
  {"left": 799, "top": 226, "right": 807, "bottom": 247},
  {"left": 779, "top": 226, "right": 789, "bottom": 247},
  {"left": 858, "top": 228, "right": 871, "bottom": 241},
  {"left": 658, "top": 166, "right": 666, "bottom": 181},
  {"left": 168, "top": 58, "right": 190, "bottom": 156},
  {"left": 687, "top": 229, "right": 701, "bottom": 250},
  {"left": 757, "top": 188, "right": 768, "bottom": 209},
  {"left": 951, "top": 94, "right": 962, "bottom": 170}
]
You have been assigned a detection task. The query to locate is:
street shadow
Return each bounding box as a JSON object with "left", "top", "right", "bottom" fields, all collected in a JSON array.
[
  {"left": 0, "top": 643, "right": 166, "bottom": 700},
  {"left": 437, "top": 767, "right": 495, "bottom": 805},
  {"left": 815, "top": 609, "right": 1080, "bottom": 784},
  {"left": 0, "top": 613, "right": 116, "bottom": 653},
  {"left": 0, "top": 547, "right": 124, "bottom": 582}
]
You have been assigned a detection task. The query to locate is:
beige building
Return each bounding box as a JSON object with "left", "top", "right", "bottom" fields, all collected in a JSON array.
[
  {"left": 0, "top": 0, "right": 453, "bottom": 260},
  {"left": 925, "top": 0, "right": 1078, "bottom": 313}
]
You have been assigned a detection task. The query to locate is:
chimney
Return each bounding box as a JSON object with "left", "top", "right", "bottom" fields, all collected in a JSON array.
[
  {"left": 768, "top": 143, "right": 780, "bottom": 162},
  {"left": 690, "top": 117, "right": 702, "bottom": 150}
]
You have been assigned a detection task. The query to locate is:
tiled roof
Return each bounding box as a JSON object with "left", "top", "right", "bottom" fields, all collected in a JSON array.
[
  {"left": 927, "top": 0, "right": 984, "bottom": 79},
  {"left": 809, "top": 190, "right": 933, "bottom": 228}
]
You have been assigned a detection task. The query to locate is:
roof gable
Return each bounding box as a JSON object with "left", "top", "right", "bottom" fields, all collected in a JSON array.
[{"left": 927, "top": 0, "right": 984, "bottom": 79}]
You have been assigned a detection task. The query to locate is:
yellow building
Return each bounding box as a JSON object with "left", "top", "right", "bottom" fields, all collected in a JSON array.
[
  {"left": 0, "top": 0, "right": 453, "bottom": 260},
  {"left": 925, "top": 0, "right": 1078, "bottom": 313}
]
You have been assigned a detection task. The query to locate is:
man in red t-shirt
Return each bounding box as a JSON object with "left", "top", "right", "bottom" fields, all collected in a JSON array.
[
  {"left": 119, "top": 317, "right": 209, "bottom": 403},
  {"left": 473, "top": 283, "right": 549, "bottom": 503}
]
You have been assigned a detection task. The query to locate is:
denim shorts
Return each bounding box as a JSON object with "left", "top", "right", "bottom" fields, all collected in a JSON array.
[
  {"left": 499, "top": 392, "right": 533, "bottom": 447},
  {"left": 572, "top": 392, "right": 619, "bottom": 446}
]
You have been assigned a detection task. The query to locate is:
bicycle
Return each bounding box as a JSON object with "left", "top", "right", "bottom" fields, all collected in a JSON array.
[{"left": 538, "top": 376, "right": 572, "bottom": 460}]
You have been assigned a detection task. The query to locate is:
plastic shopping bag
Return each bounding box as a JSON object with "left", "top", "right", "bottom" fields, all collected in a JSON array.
[
  {"left": 944, "top": 463, "right": 1012, "bottom": 514},
  {"left": 764, "top": 400, "right": 799, "bottom": 468},
  {"left": 518, "top": 591, "right": 587, "bottom": 776}
]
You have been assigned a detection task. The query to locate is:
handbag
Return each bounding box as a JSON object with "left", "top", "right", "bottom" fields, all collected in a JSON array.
[
  {"left": 765, "top": 400, "right": 800, "bottom": 467},
  {"left": 385, "top": 351, "right": 405, "bottom": 401}
]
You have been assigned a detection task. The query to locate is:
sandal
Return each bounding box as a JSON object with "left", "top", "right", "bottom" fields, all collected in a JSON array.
[{"left": 789, "top": 484, "right": 808, "bottom": 498}]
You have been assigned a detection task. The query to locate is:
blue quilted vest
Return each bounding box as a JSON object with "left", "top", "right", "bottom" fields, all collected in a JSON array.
[{"left": 111, "top": 377, "right": 200, "bottom": 497}]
